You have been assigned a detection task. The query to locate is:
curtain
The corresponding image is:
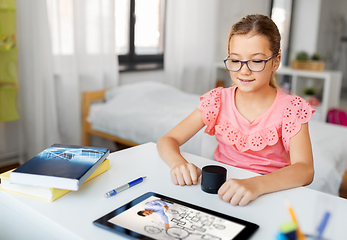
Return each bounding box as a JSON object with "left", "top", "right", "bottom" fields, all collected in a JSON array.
[
  {"left": 165, "top": 0, "right": 218, "bottom": 95},
  {"left": 46, "top": 0, "right": 119, "bottom": 145},
  {"left": 16, "top": 0, "right": 119, "bottom": 160},
  {"left": 16, "top": 0, "right": 61, "bottom": 159}
]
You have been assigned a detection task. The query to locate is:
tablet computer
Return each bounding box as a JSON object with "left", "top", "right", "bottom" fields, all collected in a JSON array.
[{"left": 93, "top": 192, "right": 259, "bottom": 240}]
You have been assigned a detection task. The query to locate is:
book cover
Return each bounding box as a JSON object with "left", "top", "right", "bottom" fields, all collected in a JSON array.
[
  {"left": 0, "top": 159, "right": 110, "bottom": 202},
  {"left": 10, "top": 144, "right": 110, "bottom": 191}
]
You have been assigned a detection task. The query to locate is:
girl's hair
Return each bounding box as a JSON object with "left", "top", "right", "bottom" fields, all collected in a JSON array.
[{"left": 228, "top": 14, "right": 281, "bottom": 89}]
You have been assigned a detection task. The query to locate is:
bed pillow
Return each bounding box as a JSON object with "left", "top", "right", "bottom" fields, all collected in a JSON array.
[{"left": 88, "top": 81, "right": 203, "bottom": 155}]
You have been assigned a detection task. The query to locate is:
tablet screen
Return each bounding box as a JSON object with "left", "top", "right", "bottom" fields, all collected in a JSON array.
[{"left": 93, "top": 192, "right": 259, "bottom": 240}]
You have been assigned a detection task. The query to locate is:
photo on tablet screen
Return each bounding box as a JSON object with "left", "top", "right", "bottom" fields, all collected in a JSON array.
[{"left": 108, "top": 195, "right": 246, "bottom": 240}]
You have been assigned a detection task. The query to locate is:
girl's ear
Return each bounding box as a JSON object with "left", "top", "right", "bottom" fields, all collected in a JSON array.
[{"left": 272, "top": 54, "right": 281, "bottom": 71}]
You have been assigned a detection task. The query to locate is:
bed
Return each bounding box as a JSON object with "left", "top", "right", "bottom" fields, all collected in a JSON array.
[{"left": 83, "top": 81, "right": 347, "bottom": 196}]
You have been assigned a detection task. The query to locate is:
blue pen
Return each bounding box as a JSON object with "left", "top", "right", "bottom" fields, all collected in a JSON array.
[
  {"left": 314, "top": 211, "right": 330, "bottom": 240},
  {"left": 104, "top": 176, "right": 146, "bottom": 198}
]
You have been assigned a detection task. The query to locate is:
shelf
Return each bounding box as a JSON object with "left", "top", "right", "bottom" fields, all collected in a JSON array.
[
  {"left": 0, "top": 0, "right": 16, "bottom": 11},
  {"left": 0, "top": 82, "right": 17, "bottom": 87},
  {"left": 276, "top": 66, "right": 342, "bottom": 122},
  {"left": 276, "top": 66, "right": 339, "bottom": 78},
  {"left": 0, "top": 7, "right": 15, "bottom": 11},
  {"left": 0, "top": 48, "right": 17, "bottom": 52}
]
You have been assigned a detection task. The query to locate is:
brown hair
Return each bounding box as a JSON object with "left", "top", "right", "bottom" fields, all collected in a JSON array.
[{"left": 228, "top": 14, "right": 281, "bottom": 88}]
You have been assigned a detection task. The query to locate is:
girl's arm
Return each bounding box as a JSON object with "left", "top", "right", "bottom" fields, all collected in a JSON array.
[
  {"left": 157, "top": 108, "right": 206, "bottom": 186},
  {"left": 218, "top": 122, "right": 314, "bottom": 206}
]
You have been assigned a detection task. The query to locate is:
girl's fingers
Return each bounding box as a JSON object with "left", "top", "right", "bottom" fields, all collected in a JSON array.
[
  {"left": 218, "top": 179, "right": 258, "bottom": 206},
  {"left": 238, "top": 193, "right": 252, "bottom": 207},
  {"left": 218, "top": 184, "right": 234, "bottom": 202},
  {"left": 218, "top": 182, "right": 229, "bottom": 196},
  {"left": 229, "top": 190, "right": 244, "bottom": 206},
  {"left": 170, "top": 163, "right": 201, "bottom": 186},
  {"left": 182, "top": 169, "right": 193, "bottom": 185},
  {"left": 170, "top": 171, "right": 179, "bottom": 185},
  {"left": 176, "top": 171, "right": 186, "bottom": 186},
  {"left": 190, "top": 170, "right": 199, "bottom": 185},
  {"left": 188, "top": 164, "right": 201, "bottom": 185},
  {"left": 170, "top": 167, "right": 190, "bottom": 186}
]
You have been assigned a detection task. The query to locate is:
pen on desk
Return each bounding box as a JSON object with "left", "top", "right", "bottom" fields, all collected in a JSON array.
[
  {"left": 104, "top": 176, "right": 146, "bottom": 198},
  {"left": 286, "top": 201, "right": 306, "bottom": 240},
  {"left": 314, "top": 211, "right": 330, "bottom": 240}
]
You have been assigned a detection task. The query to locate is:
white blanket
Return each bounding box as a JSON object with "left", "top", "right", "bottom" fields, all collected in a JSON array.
[
  {"left": 88, "top": 81, "right": 347, "bottom": 196},
  {"left": 88, "top": 81, "right": 203, "bottom": 155}
]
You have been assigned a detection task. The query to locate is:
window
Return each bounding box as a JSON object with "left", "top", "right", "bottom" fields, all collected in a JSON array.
[
  {"left": 270, "top": 0, "right": 294, "bottom": 66},
  {"left": 47, "top": 0, "right": 75, "bottom": 55},
  {"left": 115, "top": 0, "right": 166, "bottom": 71}
]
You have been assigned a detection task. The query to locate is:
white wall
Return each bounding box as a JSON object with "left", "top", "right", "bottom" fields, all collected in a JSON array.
[
  {"left": 215, "top": 0, "right": 272, "bottom": 62},
  {"left": 316, "top": 0, "right": 347, "bottom": 63},
  {"left": 316, "top": 0, "right": 347, "bottom": 88},
  {"left": 120, "top": 0, "right": 271, "bottom": 85},
  {"left": 119, "top": 70, "right": 166, "bottom": 85},
  {"left": 120, "top": 0, "right": 272, "bottom": 86},
  {"left": 289, "top": 0, "right": 322, "bottom": 61},
  {"left": 7, "top": 0, "right": 347, "bottom": 165},
  {"left": 1, "top": 0, "right": 273, "bottom": 165}
]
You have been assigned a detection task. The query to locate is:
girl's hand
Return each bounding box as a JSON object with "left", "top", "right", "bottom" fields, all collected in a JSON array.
[
  {"left": 218, "top": 177, "right": 262, "bottom": 206},
  {"left": 170, "top": 162, "right": 202, "bottom": 186}
]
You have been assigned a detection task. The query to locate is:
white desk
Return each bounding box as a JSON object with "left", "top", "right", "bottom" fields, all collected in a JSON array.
[{"left": 1, "top": 142, "right": 346, "bottom": 239}]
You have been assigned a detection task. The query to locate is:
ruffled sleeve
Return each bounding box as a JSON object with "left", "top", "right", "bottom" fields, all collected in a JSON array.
[
  {"left": 282, "top": 95, "right": 316, "bottom": 152},
  {"left": 198, "top": 87, "right": 222, "bottom": 135}
]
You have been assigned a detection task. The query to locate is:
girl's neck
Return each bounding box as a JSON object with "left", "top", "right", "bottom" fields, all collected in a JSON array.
[
  {"left": 235, "top": 85, "right": 276, "bottom": 103},
  {"left": 234, "top": 85, "right": 277, "bottom": 122}
]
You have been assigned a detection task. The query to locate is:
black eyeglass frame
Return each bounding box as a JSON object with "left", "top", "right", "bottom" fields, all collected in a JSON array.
[{"left": 223, "top": 53, "right": 279, "bottom": 72}]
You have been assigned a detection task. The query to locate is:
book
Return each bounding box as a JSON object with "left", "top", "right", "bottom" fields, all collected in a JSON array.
[
  {"left": 10, "top": 144, "right": 110, "bottom": 191},
  {"left": 0, "top": 159, "right": 110, "bottom": 202}
]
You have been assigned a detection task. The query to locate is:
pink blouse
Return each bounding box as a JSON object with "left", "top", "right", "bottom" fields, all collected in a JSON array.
[{"left": 198, "top": 86, "right": 315, "bottom": 174}]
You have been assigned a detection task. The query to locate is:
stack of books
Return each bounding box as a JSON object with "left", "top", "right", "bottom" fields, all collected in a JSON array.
[{"left": 0, "top": 143, "right": 110, "bottom": 202}]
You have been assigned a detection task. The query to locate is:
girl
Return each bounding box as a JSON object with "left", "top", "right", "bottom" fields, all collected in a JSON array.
[{"left": 157, "top": 14, "right": 315, "bottom": 206}]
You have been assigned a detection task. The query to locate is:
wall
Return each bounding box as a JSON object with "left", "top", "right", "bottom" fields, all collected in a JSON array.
[
  {"left": 289, "top": 0, "right": 321, "bottom": 61},
  {"left": 119, "top": 0, "right": 272, "bottom": 86},
  {"left": 6, "top": 0, "right": 342, "bottom": 165},
  {"left": 119, "top": 69, "right": 166, "bottom": 85},
  {"left": 316, "top": 0, "right": 347, "bottom": 88},
  {"left": 274, "top": 0, "right": 347, "bottom": 89},
  {"left": 215, "top": 0, "right": 272, "bottom": 62}
]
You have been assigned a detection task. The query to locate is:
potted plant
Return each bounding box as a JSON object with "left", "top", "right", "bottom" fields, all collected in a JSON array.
[
  {"left": 291, "top": 51, "right": 325, "bottom": 71},
  {"left": 303, "top": 86, "right": 320, "bottom": 106},
  {"left": 304, "top": 87, "right": 316, "bottom": 96}
]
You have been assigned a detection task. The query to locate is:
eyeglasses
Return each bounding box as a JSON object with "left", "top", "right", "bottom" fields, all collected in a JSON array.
[{"left": 224, "top": 53, "right": 279, "bottom": 72}]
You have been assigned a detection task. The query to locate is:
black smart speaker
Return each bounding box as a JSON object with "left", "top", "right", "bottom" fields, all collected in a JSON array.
[{"left": 201, "top": 165, "right": 227, "bottom": 194}]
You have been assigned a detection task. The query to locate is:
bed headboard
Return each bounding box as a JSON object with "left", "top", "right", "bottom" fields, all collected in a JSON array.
[{"left": 81, "top": 89, "right": 138, "bottom": 147}]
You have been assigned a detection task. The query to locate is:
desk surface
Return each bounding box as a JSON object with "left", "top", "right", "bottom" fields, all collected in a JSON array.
[{"left": 1, "top": 142, "right": 346, "bottom": 240}]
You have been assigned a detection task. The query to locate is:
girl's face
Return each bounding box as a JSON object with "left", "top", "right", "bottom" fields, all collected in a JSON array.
[{"left": 228, "top": 33, "right": 280, "bottom": 93}]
